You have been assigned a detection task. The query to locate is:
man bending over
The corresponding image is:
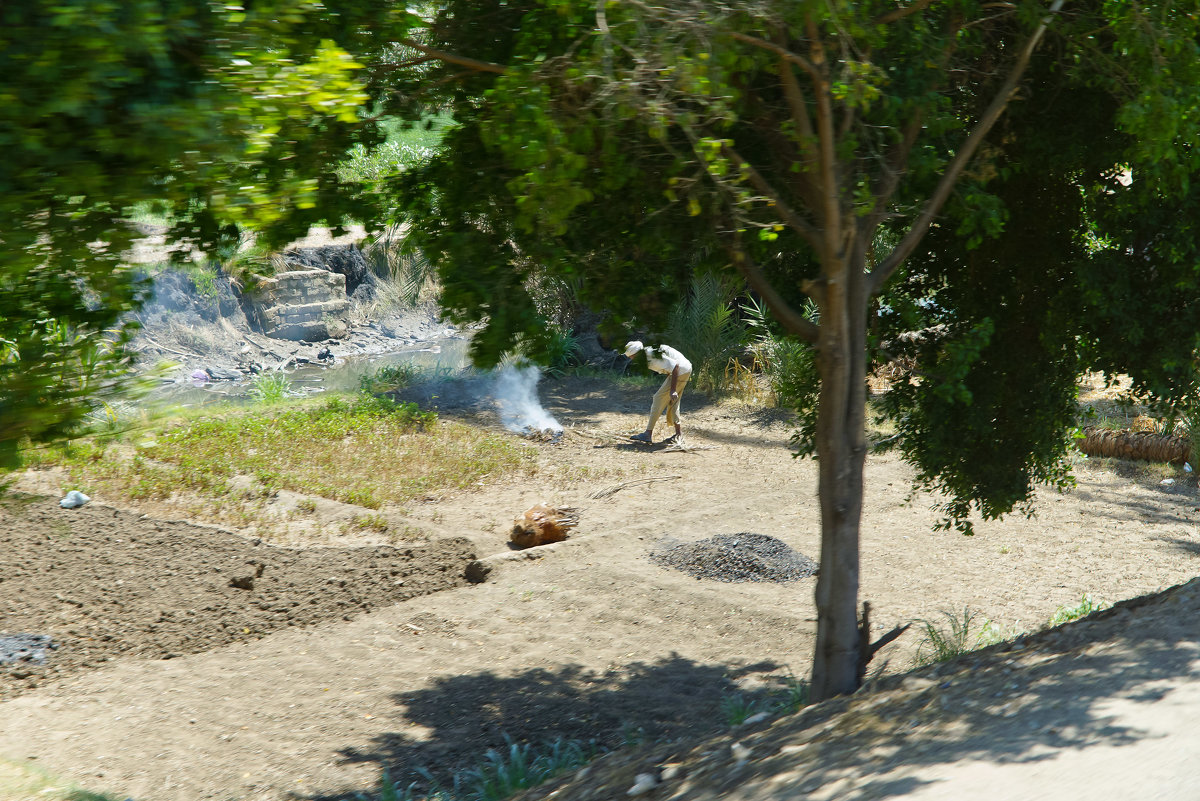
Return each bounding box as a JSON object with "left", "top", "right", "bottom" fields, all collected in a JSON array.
[{"left": 624, "top": 341, "right": 693, "bottom": 444}]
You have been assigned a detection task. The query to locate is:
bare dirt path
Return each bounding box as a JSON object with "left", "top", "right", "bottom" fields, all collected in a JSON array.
[{"left": 2, "top": 375, "right": 1198, "bottom": 800}]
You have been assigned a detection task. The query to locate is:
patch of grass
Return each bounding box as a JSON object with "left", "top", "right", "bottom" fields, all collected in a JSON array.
[
  {"left": 26, "top": 395, "right": 535, "bottom": 521},
  {"left": 774, "top": 667, "right": 811, "bottom": 713},
  {"left": 1048, "top": 594, "right": 1108, "bottom": 627},
  {"left": 455, "top": 737, "right": 597, "bottom": 801},
  {"left": 350, "top": 513, "right": 390, "bottom": 532},
  {"left": 369, "top": 736, "right": 599, "bottom": 801},
  {"left": 248, "top": 372, "right": 295, "bottom": 404},
  {"left": 360, "top": 363, "right": 423, "bottom": 394},
  {"left": 0, "top": 757, "right": 127, "bottom": 801},
  {"left": 912, "top": 608, "right": 1004, "bottom": 667},
  {"left": 720, "top": 669, "right": 810, "bottom": 727},
  {"left": 720, "top": 692, "right": 766, "bottom": 726}
]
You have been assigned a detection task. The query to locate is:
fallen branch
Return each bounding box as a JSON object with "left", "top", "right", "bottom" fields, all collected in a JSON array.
[
  {"left": 571, "top": 428, "right": 632, "bottom": 444},
  {"left": 140, "top": 335, "right": 194, "bottom": 359},
  {"left": 589, "top": 475, "right": 682, "bottom": 499},
  {"left": 662, "top": 438, "right": 715, "bottom": 453}
]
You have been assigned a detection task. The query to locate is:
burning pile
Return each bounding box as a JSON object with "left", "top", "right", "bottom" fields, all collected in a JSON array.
[
  {"left": 649, "top": 533, "right": 817, "bottom": 583},
  {"left": 519, "top": 426, "right": 564, "bottom": 443},
  {"left": 493, "top": 364, "right": 563, "bottom": 435}
]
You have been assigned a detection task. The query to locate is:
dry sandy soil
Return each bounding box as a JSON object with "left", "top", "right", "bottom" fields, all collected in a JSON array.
[{"left": 3, "top": 374, "right": 1200, "bottom": 801}]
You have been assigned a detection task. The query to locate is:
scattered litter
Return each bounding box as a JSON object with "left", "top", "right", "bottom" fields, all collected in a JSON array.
[
  {"left": 1186, "top": 463, "right": 1194, "bottom": 473},
  {"left": 190, "top": 369, "right": 210, "bottom": 384},
  {"left": 649, "top": 533, "right": 817, "bottom": 583},
  {"left": 1161, "top": 478, "right": 1176, "bottom": 485},
  {"left": 59, "top": 490, "right": 91, "bottom": 509}
]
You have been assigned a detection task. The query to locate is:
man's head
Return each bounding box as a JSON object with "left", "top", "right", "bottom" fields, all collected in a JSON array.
[{"left": 623, "top": 340, "right": 644, "bottom": 359}]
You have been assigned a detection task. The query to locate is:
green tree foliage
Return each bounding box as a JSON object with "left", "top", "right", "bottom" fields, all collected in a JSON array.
[
  {"left": 383, "top": 1, "right": 1200, "bottom": 698},
  {"left": 0, "top": 0, "right": 413, "bottom": 464}
]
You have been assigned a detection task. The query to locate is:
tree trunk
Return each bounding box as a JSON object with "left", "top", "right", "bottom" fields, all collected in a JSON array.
[{"left": 810, "top": 238, "right": 870, "bottom": 701}]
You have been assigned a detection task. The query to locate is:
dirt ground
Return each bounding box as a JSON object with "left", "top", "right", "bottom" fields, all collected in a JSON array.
[{"left": 3, "top": 374, "right": 1200, "bottom": 801}]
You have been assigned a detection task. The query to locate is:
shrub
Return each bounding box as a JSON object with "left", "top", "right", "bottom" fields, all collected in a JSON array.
[
  {"left": 248, "top": 372, "right": 294, "bottom": 404},
  {"left": 665, "top": 272, "right": 747, "bottom": 394},
  {"left": 1048, "top": 594, "right": 1108, "bottom": 627},
  {"left": 912, "top": 607, "right": 1002, "bottom": 667}
]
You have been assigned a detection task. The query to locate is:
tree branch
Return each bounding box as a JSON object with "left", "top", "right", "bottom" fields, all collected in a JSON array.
[
  {"left": 867, "top": 0, "right": 1066, "bottom": 295},
  {"left": 398, "top": 38, "right": 508, "bottom": 75},
  {"left": 874, "top": 0, "right": 940, "bottom": 25},
  {"left": 728, "top": 31, "right": 823, "bottom": 84},
  {"left": 720, "top": 144, "right": 822, "bottom": 250},
  {"left": 806, "top": 16, "right": 842, "bottom": 253},
  {"left": 868, "top": 110, "right": 924, "bottom": 224},
  {"left": 728, "top": 231, "right": 820, "bottom": 343},
  {"left": 778, "top": 54, "right": 816, "bottom": 146}
]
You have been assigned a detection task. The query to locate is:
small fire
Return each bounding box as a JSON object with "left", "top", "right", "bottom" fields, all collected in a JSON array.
[{"left": 492, "top": 364, "right": 563, "bottom": 436}]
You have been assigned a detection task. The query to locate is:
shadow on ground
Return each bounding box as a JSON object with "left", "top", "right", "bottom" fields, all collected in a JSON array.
[
  {"left": 317, "top": 578, "right": 1200, "bottom": 801},
  {"left": 644, "top": 578, "right": 1200, "bottom": 801},
  {"left": 310, "top": 654, "right": 785, "bottom": 798}
]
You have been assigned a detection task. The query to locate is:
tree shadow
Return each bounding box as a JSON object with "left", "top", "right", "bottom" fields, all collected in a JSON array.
[
  {"left": 1155, "top": 535, "right": 1200, "bottom": 557},
  {"left": 715, "top": 579, "right": 1200, "bottom": 800},
  {"left": 1059, "top": 483, "right": 1199, "bottom": 527},
  {"left": 305, "top": 580, "right": 1200, "bottom": 801},
  {"left": 307, "top": 654, "right": 784, "bottom": 799}
]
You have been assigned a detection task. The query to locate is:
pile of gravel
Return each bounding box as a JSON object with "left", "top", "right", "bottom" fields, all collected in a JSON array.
[{"left": 649, "top": 533, "right": 817, "bottom": 583}]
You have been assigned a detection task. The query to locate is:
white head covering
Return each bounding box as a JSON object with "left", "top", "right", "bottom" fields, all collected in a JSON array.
[{"left": 623, "top": 340, "right": 644, "bottom": 358}]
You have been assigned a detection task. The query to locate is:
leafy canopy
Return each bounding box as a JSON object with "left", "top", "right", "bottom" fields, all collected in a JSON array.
[
  {"left": 0, "top": 0, "right": 415, "bottom": 464},
  {"left": 387, "top": 0, "right": 1200, "bottom": 532}
]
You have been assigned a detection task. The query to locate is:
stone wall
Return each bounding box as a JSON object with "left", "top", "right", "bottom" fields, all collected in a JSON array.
[{"left": 251, "top": 269, "right": 350, "bottom": 341}]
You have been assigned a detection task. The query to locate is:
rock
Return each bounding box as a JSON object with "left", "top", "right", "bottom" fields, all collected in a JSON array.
[
  {"left": 465, "top": 560, "right": 493, "bottom": 584},
  {"left": 0, "top": 634, "right": 56, "bottom": 665},
  {"left": 282, "top": 244, "right": 376, "bottom": 295},
  {"left": 901, "top": 676, "right": 937, "bottom": 692},
  {"left": 326, "top": 318, "right": 349, "bottom": 340},
  {"left": 59, "top": 490, "right": 91, "bottom": 509},
  {"left": 627, "top": 773, "right": 658, "bottom": 796}
]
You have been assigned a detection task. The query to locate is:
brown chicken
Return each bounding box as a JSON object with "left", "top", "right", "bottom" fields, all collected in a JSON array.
[{"left": 510, "top": 503, "right": 580, "bottom": 548}]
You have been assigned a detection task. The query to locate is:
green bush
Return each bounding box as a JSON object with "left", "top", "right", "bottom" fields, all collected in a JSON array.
[
  {"left": 1048, "top": 594, "right": 1108, "bottom": 627},
  {"left": 248, "top": 372, "right": 294, "bottom": 404},
  {"left": 542, "top": 326, "right": 582, "bottom": 377},
  {"left": 665, "top": 272, "right": 747, "bottom": 394},
  {"left": 912, "top": 608, "right": 1002, "bottom": 667},
  {"left": 359, "top": 362, "right": 422, "bottom": 395}
]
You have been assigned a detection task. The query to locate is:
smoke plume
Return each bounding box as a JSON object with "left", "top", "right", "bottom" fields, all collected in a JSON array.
[{"left": 492, "top": 364, "right": 562, "bottom": 434}]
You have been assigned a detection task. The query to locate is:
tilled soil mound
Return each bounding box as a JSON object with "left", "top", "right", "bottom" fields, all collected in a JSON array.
[
  {"left": 649, "top": 532, "right": 818, "bottom": 583},
  {"left": 0, "top": 495, "right": 478, "bottom": 698}
]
